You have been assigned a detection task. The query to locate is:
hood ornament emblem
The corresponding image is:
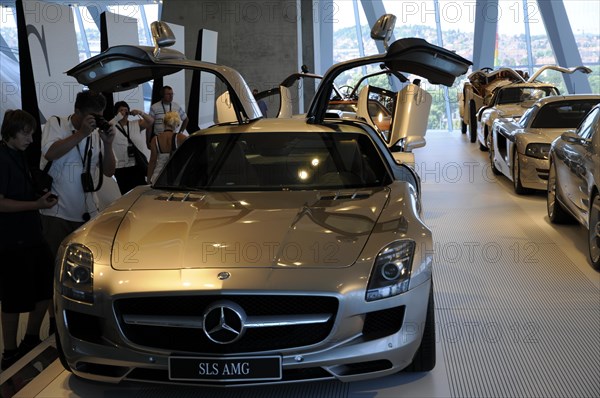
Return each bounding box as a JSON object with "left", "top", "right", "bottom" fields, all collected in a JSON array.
[{"left": 217, "top": 272, "right": 231, "bottom": 280}]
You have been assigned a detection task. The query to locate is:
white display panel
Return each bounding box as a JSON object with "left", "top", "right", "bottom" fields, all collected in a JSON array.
[{"left": 22, "top": 0, "right": 81, "bottom": 120}]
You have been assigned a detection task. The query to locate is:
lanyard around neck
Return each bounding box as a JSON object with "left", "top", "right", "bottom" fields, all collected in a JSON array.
[{"left": 161, "top": 102, "right": 171, "bottom": 114}]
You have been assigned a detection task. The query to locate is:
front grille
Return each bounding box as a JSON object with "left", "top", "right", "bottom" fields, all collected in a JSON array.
[{"left": 114, "top": 295, "right": 338, "bottom": 353}]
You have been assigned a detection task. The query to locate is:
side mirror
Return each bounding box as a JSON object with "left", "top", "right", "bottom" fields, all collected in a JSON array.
[
  {"left": 561, "top": 130, "right": 584, "bottom": 144},
  {"left": 392, "top": 152, "right": 415, "bottom": 168},
  {"left": 150, "top": 21, "right": 176, "bottom": 57},
  {"left": 403, "top": 136, "right": 427, "bottom": 152},
  {"left": 371, "top": 14, "right": 396, "bottom": 50}
]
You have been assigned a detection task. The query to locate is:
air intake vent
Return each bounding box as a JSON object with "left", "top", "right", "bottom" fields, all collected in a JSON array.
[
  {"left": 155, "top": 192, "right": 204, "bottom": 202},
  {"left": 318, "top": 191, "right": 371, "bottom": 201}
]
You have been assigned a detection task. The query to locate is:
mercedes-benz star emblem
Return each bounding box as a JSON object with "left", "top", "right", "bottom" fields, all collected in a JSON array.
[
  {"left": 203, "top": 301, "right": 246, "bottom": 344},
  {"left": 217, "top": 272, "right": 231, "bottom": 280}
]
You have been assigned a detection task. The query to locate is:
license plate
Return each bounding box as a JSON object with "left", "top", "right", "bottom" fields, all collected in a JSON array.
[{"left": 168, "top": 356, "right": 282, "bottom": 382}]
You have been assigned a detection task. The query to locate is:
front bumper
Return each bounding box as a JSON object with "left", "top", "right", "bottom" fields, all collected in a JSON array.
[
  {"left": 55, "top": 280, "right": 431, "bottom": 386},
  {"left": 517, "top": 154, "right": 549, "bottom": 190}
]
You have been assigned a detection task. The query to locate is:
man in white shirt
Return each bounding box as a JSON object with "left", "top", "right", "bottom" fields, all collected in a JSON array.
[
  {"left": 40, "top": 90, "right": 116, "bottom": 258},
  {"left": 147, "top": 85, "right": 188, "bottom": 146}
]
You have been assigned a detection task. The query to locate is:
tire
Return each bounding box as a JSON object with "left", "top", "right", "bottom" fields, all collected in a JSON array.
[
  {"left": 547, "top": 160, "right": 574, "bottom": 224},
  {"left": 468, "top": 102, "right": 477, "bottom": 143},
  {"left": 461, "top": 120, "right": 467, "bottom": 134},
  {"left": 55, "top": 330, "right": 72, "bottom": 372},
  {"left": 512, "top": 151, "right": 530, "bottom": 195},
  {"left": 488, "top": 135, "right": 501, "bottom": 175},
  {"left": 479, "top": 126, "right": 489, "bottom": 151},
  {"left": 404, "top": 282, "right": 436, "bottom": 372},
  {"left": 588, "top": 193, "right": 600, "bottom": 270}
]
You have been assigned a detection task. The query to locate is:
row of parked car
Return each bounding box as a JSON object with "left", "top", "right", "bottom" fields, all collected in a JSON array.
[{"left": 459, "top": 67, "right": 600, "bottom": 270}]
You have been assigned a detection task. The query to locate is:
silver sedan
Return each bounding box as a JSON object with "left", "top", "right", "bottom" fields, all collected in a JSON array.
[{"left": 547, "top": 103, "right": 600, "bottom": 270}]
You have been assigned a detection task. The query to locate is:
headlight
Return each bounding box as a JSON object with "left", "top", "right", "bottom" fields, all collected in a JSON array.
[
  {"left": 60, "top": 243, "right": 94, "bottom": 303},
  {"left": 525, "top": 143, "right": 550, "bottom": 160},
  {"left": 366, "top": 240, "right": 415, "bottom": 302}
]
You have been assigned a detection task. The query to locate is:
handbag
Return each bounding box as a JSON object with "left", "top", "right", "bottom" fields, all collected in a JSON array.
[
  {"left": 30, "top": 163, "right": 53, "bottom": 197},
  {"left": 131, "top": 145, "right": 149, "bottom": 175},
  {"left": 116, "top": 123, "right": 148, "bottom": 175}
]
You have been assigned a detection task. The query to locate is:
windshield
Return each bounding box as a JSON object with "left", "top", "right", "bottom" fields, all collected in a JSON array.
[
  {"left": 496, "top": 86, "right": 558, "bottom": 105},
  {"left": 155, "top": 132, "right": 391, "bottom": 191},
  {"left": 530, "top": 99, "right": 600, "bottom": 129}
]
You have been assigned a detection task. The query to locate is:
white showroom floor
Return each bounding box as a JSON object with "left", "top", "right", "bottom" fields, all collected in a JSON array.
[{"left": 1, "top": 129, "right": 599, "bottom": 398}]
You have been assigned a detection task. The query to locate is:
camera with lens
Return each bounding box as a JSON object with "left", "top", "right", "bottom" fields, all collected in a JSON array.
[
  {"left": 81, "top": 171, "right": 95, "bottom": 193},
  {"left": 94, "top": 115, "right": 111, "bottom": 134}
]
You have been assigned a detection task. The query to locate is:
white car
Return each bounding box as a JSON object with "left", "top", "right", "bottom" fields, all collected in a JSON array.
[
  {"left": 489, "top": 95, "right": 600, "bottom": 194},
  {"left": 476, "top": 65, "right": 591, "bottom": 151}
]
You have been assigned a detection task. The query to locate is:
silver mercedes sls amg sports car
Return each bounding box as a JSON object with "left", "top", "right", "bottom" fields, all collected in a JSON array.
[{"left": 53, "top": 20, "right": 470, "bottom": 386}]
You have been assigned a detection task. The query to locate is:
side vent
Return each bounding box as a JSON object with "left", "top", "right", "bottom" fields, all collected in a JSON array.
[
  {"left": 318, "top": 191, "right": 372, "bottom": 201},
  {"left": 155, "top": 192, "right": 204, "bottom": 202}
]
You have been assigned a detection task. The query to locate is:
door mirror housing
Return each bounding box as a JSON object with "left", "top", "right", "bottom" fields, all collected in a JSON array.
[
  {"left": 561, "top": 130, "right": 584, "bottom": 144},
  {"left": 150, "top": 21, "right": 176, "bottom": 57},
  {"left": 371, "top": 14, "right": 397, "bottom": 50}
]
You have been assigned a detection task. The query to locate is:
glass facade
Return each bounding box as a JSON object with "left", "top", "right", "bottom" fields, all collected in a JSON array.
[
  {"left": 1, "top": 0, "right": 598, "bottom": 128},
  {"left": 331, "top": 0, "right": 599, "bottom": 130}
]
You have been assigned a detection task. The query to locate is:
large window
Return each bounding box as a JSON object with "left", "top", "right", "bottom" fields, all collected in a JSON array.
[
  {"left": 0, "top": 1, "right": 160, "bottom": 117},
  {"left": 565, "top": 0, "right": 600, "bottom": 93},
  {"left": 331, "top": 0, "right": 599, "bottom": 130}
]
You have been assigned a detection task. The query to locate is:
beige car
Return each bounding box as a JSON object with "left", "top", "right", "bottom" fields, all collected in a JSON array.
[
  {"left": 459, "top": 67, "right": 527, "bottom": 142},
  {"left": 55, "top": 22, "right": 470, "bottom": 386}
]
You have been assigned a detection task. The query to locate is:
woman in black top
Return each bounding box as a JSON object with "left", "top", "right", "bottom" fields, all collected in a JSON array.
[{"left": 0, "top": 110, "right": 57, "bottom": 370}]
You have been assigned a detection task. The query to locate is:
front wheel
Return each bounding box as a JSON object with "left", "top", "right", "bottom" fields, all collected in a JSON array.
[
  {"left": 403, "top": 282, "right": 435, "bottom": 372},
  {"left": 468, "top": 102, "right": 477, "bottom": 143},
  {"left": 547, "top": 160, "right": 573, "bottom": 224},
  {"left": 479, "top": 127, "right": 489, "bottom": 151},
  {"left": 461, "top": 120, "right": 467, "bottom": 134},
  {"left": 513, "top": 152, "right": 530, "bottom": 195},
  {"left": 588, "top": 193, "right": 600, "bottom": 270},
  {"left": 488, "top": 135, "right": 501, "bottom": 175}
]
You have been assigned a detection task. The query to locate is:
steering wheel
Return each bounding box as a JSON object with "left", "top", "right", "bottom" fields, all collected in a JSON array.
[{"left": 338, "top": 85, "right": 354, "bottom": 99}]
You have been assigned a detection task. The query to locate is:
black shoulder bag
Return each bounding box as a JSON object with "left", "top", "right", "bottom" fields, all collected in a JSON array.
[{"left": 116, "top": 122, "right": 148, "bottom": 175}]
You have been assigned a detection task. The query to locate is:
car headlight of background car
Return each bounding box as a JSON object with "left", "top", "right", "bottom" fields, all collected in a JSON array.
[
  {"left": 59, "top": 243, "right": 94, "bottom": 303},
  {"left": 366, "top": 240, "right": 415, "bottom": 301},
  {"left": 525, "top": 143, "right": 551, "bottom": 160}
]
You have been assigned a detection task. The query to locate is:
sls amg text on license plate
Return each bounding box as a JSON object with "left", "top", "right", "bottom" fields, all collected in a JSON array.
[{"left": 168, "top": 356, "right": 282, "bottom": 382}]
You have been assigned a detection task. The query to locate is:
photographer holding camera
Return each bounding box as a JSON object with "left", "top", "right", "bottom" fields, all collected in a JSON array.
[{"left": 40, "top": 90, "right": 116, "bottom": 266}]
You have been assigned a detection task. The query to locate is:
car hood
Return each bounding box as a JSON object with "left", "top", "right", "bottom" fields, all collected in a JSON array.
[
  {"left": 521, "top": 128, "right": 567, "bottom": 143},
  {"left": 111, "top": 189, "right": 389, "bottom": 270},
  {"left": 495, "top": 103, "right": 530, "bottom": 118}
]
